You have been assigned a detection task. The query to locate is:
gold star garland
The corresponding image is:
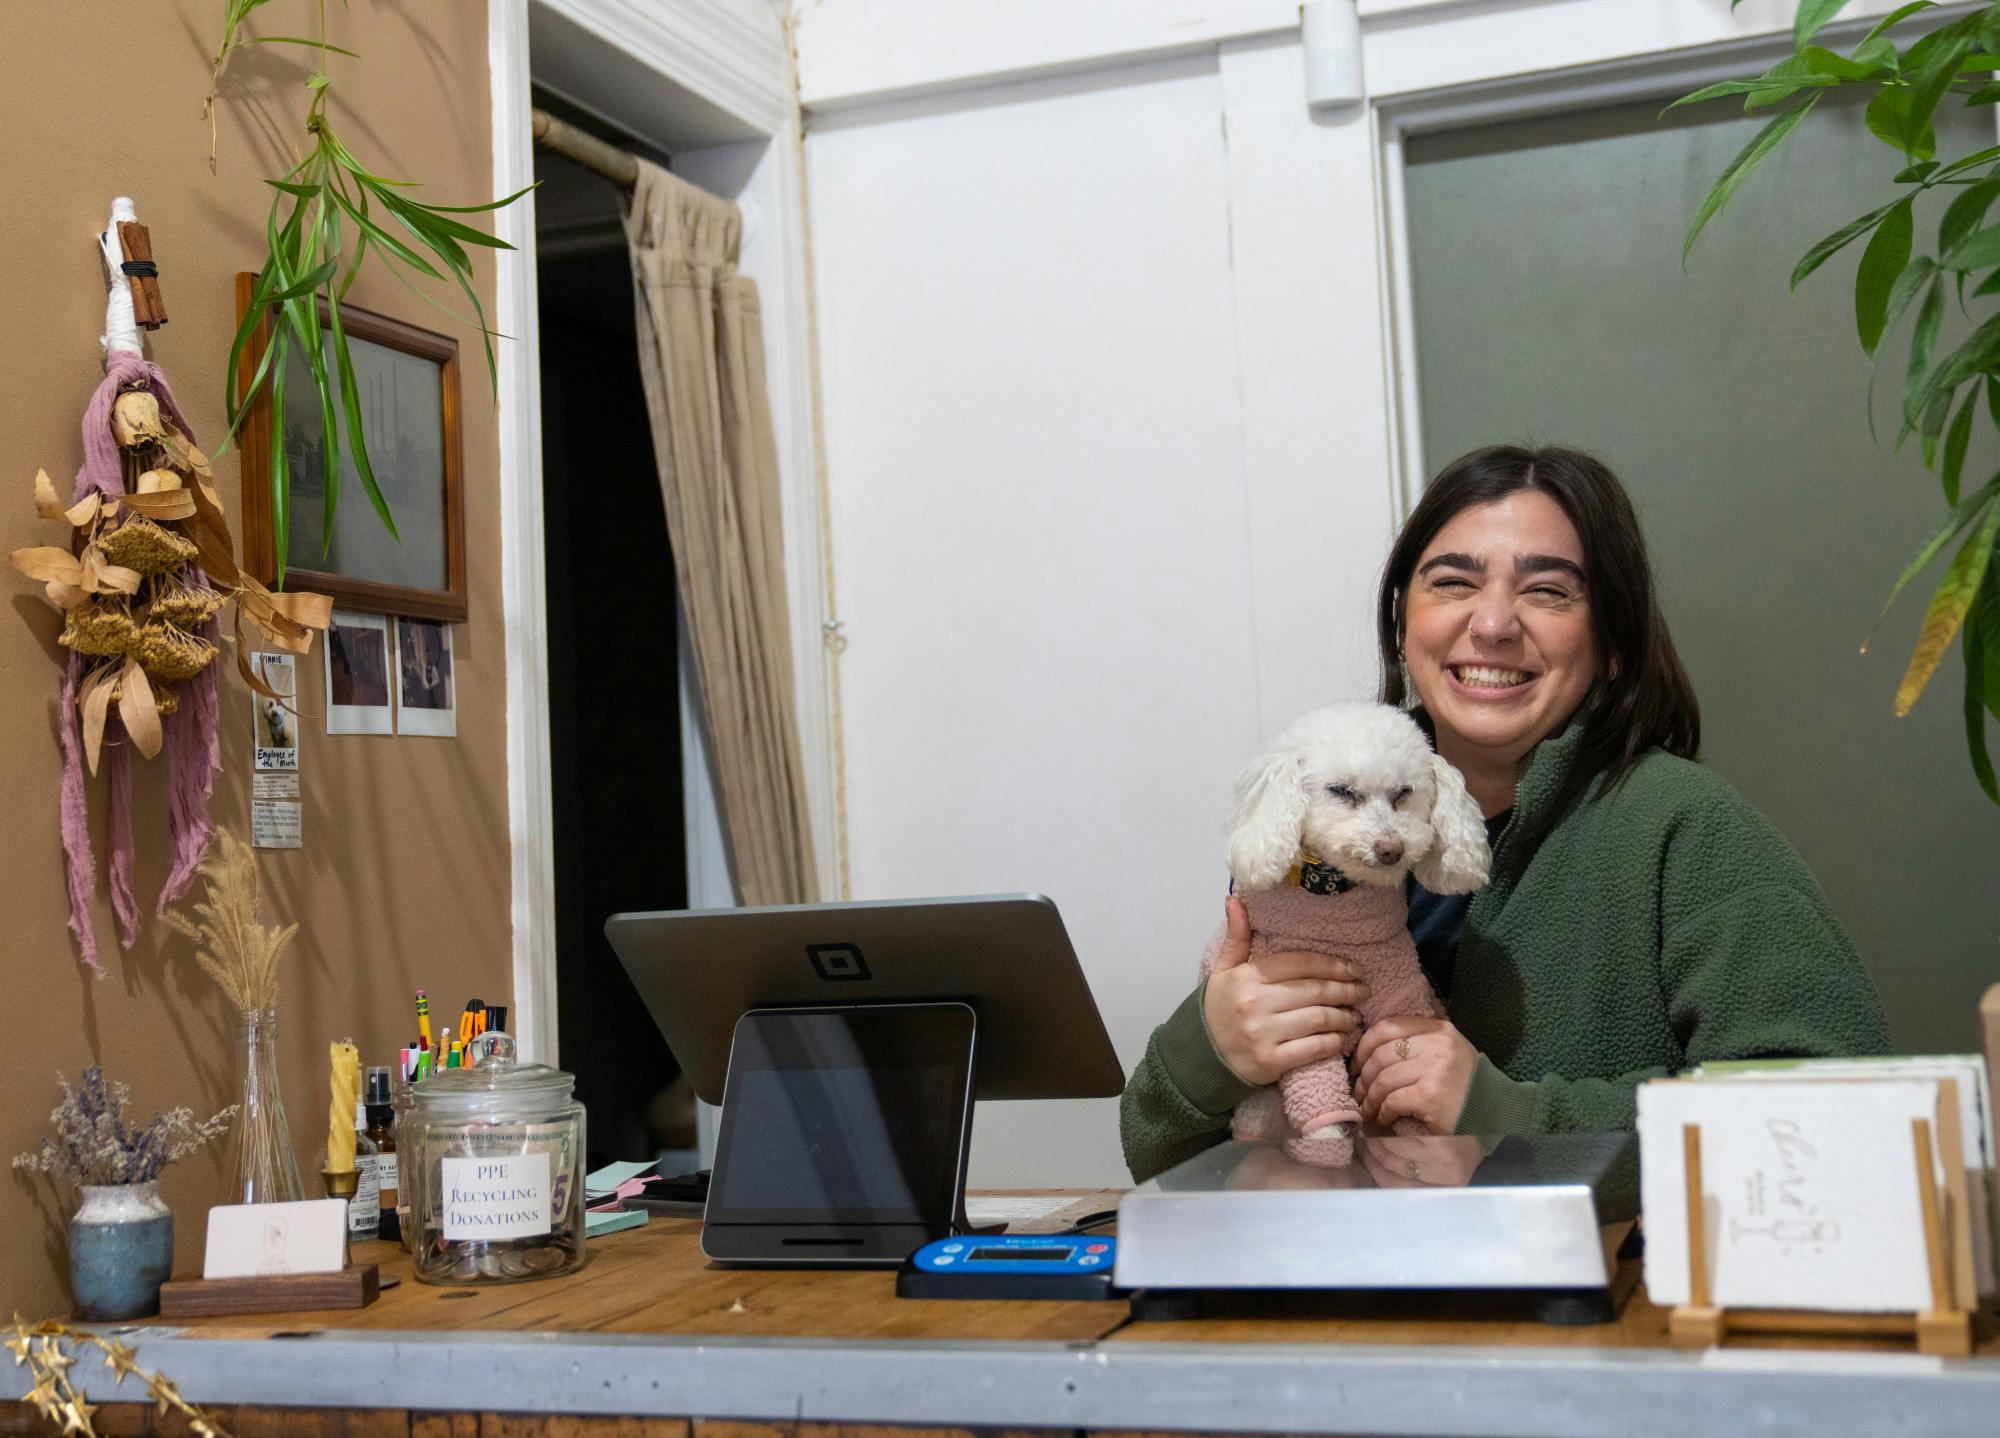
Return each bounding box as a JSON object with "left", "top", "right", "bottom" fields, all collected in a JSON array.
[{"left": 6, "top": 1313, "right": 232, "bottom": 1438}]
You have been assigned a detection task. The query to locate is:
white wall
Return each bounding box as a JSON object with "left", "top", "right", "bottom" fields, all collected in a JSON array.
[{"left": 795, "top": 0, "right": 1929, "bottom": 1185}]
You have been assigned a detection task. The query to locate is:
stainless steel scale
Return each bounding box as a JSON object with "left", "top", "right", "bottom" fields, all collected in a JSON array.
[{"left": 1115, "top": 1131, "right": 1638, "bottom": 1322}]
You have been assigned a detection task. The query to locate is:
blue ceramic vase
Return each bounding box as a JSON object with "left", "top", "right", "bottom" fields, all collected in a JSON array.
[{"left": 69, "top": 1182, "right": 174, "bottom": 1320}]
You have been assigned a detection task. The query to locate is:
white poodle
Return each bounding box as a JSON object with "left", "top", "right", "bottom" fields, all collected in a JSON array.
[
  {"left": 1203, "top": 702, "right": 1491, "bottom": 1151},
  {"left": 261, "top": 697, "right": 292, "bottom": 749}
]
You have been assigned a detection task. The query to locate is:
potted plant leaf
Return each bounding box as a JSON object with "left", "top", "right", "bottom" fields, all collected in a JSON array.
[{"left": 1676, "top": 0, "right": 2000, "bottom": 803}]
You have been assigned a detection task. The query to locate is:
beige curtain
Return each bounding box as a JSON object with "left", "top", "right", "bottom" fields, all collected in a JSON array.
[{"left": 621, "top": 159, "right": 818, "bottom": 906}]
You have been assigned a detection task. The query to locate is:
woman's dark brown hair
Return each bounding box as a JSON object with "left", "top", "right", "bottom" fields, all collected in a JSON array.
[{"left": 1377, "top": 444, "right": 1700, "bottom": 785}]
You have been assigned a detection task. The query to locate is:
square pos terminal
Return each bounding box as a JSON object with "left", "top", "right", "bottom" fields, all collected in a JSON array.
[{"left": 605, "top": 894, "right": 1124, "bottom": 1267}]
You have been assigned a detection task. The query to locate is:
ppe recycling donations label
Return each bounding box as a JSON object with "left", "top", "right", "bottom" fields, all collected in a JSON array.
[{"left": 441, "top": 1152, "right": 553, "bottom": 1240}]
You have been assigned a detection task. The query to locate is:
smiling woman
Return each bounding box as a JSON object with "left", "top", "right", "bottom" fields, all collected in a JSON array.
[
  {"left": 1399, "top": 490, "right": 1601, "bottom": 815},
  {"left": 1119, "top": 444, "right": 1890, "bottom": 1181}
]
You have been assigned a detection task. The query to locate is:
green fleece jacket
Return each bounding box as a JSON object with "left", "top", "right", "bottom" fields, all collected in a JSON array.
[{"left": 1119, "top": 718, "right": 1890, "bottom": 1182}]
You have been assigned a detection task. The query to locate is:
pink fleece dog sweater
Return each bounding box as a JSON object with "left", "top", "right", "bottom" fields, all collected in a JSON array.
[{"left": 1198, "top": 871, "right": 1442, "bottom": 1146}]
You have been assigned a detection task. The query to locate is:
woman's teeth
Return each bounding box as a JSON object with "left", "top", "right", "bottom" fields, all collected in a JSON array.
[{"left": 1456, "top": 665, "right": 1529, "bottom": 689}]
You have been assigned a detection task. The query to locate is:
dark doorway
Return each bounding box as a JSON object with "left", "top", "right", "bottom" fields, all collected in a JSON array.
[{"left": 535, "top": 112, "right": 691, "bottom": 1172}]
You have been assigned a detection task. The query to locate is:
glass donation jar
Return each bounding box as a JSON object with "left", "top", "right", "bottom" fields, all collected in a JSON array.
[{"left": 400, "top": 1037, "right": 586, "bottom": 1284}]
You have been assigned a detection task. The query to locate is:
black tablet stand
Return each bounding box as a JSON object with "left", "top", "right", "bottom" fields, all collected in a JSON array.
[{"left": 700, "top": 1002, "right": 991, "bottom": 1267}]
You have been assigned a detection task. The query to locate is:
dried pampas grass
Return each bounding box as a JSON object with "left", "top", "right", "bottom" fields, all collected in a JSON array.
[{"left": 162, "top": 827, "right": 295, "bottom": 1011}]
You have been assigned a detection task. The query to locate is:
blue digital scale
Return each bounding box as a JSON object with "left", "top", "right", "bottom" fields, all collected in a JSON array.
[{"left": 895, "top": 1233, "right": 1121, "bottom": 1300}]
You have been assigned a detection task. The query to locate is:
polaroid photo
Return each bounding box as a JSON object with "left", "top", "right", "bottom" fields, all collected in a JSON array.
[
  {"left": 325, "top": 610, "right": 394, "bottom": 735},
  {"left": 395, "top": 617, "right": 456, "bottom": 737},
  {"left": 250, "top": 653, "right": 299, "bottom": 771}
]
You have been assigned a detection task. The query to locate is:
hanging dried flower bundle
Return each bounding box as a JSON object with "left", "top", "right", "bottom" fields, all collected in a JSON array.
[{"left": 6, "top": 202, "right": 332, "bottom": 974}]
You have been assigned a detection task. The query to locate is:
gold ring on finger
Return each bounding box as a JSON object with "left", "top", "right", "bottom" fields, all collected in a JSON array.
[{"left": 1395, "top": 1037, "right": 1412, "bottom": 1061}]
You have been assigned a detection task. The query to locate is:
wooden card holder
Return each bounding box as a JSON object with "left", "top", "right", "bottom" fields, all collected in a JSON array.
[
  {"left": 1667, "top": 1120, "right": 1971, "bottom": 1356},
  {"left": 158, "top": 1262, "right": 379, "bottom": 1319}
]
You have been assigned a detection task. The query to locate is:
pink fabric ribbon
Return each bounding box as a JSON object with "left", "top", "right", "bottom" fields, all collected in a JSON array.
[{"left": 58, "top": 352, "right": 221, "bottom": 973}]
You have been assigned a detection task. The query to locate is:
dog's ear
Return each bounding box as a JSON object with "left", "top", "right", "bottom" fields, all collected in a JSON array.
[
  {"left": 1224, "top": 745, "right": 1308, "bottom": 891},
  {"left": 1412, "top": 751, "right": 1491, "bottom": 894}
]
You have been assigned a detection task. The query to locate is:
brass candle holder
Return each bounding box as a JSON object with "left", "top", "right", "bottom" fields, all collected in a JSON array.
[{"left": 321, "top": 1167, "right": 358, "bottom": 1202}]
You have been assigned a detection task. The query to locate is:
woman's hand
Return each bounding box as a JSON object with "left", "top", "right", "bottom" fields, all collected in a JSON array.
[
  {"left": 1358, "top": 1133, "right": 1487, "bottom": 1189},
  {"left": 1351, "top": 1016, "right": 1479, "bottom": 1133},
  {"left": 1203, "top": 896, "right": 1371, "bottom": 1087}
]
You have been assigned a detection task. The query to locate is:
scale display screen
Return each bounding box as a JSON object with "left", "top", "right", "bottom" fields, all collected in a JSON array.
[
  {"left": 969, "top": 1246, "right": 1072, "bottom": 1262},
  {"left": 708, "top": 1006, "right": 975, "bottom": 1227}
]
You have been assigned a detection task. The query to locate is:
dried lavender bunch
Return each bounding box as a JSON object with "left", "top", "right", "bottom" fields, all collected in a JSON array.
[{"left": 11, "top": 1067, "right": 235, "bottom": 1187}]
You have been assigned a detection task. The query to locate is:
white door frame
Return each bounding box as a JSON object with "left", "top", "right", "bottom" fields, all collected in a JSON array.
[{"left": 487, "top": 0, "right": 834, "bottom": 1064}]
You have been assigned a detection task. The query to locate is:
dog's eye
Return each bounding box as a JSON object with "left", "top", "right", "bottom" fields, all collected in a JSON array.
[
  {"left": 1391, "top": 785, "right": 1413, "bottom": 809},
  {"left": 1327, "top": 784, "right": 1358, "bottom": 804}
]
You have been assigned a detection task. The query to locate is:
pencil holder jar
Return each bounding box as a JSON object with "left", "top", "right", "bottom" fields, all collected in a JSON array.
[{"left": 401, "top": 1041, "right": 586, "bottom": 1284}]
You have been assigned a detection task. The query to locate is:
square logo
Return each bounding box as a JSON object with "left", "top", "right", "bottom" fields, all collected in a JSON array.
[{"left": 806, "top": 943, "right": 870, "bottom": 982}]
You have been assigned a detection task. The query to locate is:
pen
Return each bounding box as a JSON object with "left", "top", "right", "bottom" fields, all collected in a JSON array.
[{"left": 416, "top": 991, "right": 432, "bottom": 1051}]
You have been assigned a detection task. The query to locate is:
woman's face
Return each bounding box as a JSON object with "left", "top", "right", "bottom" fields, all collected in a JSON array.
[{"left": 1402, "top": 490, "right": 1600, "bottom": 767}]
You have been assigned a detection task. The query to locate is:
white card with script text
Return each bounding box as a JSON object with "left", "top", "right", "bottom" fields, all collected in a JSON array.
[
  {"left": 1640, "top": 1078, "right": 1942, "bottom": 1312},
  {"left": 202, "top": 1199, "right": 347, "bottom": 1279}
]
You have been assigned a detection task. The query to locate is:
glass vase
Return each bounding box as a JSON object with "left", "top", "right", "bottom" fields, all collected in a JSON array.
[{"left": 224, "top": 1006, "right": 303, "bottom": 1203}]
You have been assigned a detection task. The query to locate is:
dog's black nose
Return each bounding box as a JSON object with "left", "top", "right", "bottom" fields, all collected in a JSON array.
[{"left": 1373, "top": 838, "right": 1404, "bottom": 865}]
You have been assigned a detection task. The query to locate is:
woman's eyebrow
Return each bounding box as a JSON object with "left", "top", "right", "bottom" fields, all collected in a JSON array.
[
  {"left": 1417, "top": 552, "right": 1482, "bottom": 575},
  {"left": 1515, "top": 554, "right": 1587, "bottom": 583}
]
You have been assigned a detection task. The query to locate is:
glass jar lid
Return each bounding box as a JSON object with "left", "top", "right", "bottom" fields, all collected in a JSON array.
[{"left": 413, "top": 1047, "right": 576, "bottom": 1118}]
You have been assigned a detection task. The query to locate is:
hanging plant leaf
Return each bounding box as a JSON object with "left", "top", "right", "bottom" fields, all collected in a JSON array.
[
  {"left": 1965, "top": 582, "right": 1999, "bottom": 802},
  {"left": 1894, "top": 499, "right": 2000, "bottom": 714},
  {"left": 1790, "top": 199, "right": 1899, "bottom": 290},
  {"left": 210, "top": 8, "right": 531, "bottom": 575},
  {"left": 1855, "top": 200, "right": 1913, "bottom": 352},
  {"left": 1793, "top": 0, "right": 1857, "bottom": 50},
  {"left": 1683, "top": 95, "right": 1821, "bottom": 264},
  {"left": 1862, "top": 474, "right": 2000, "bottom": 653},
  {"left": 1941, "top": 389, "right": 1978, "bottom": 505}
]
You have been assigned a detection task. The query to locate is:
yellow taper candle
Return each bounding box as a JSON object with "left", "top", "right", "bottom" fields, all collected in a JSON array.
[{"left": 327, "top": 1039, "right": 360, "bottom": 1173}]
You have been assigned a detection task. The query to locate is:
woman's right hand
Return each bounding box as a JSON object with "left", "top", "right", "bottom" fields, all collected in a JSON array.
[{"left": 1202, "top": 895, "right": 1370, "bottom": 1086}]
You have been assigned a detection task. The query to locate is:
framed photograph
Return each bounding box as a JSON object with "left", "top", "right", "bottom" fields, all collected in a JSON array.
[
  {"left": 325, "top": 610, "right": 395, "bottom": 735},
  {"left": 395, "top": 616, "right": 457, "bottom": 738},
  {"left": 235, "top": 274, "right": 467, "bottom": 622}
]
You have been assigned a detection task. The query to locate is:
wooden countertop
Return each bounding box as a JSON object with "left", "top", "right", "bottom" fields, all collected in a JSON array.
[
  {"left": 158, "top": 1193, "right": 1130, "bottom": 1345},
  {"left": 152, "top": 1197, "right": 1995, "bottom": 1357},
  {"left": 21, "top": 1194, "right": 1999, "bottom": 1438}
]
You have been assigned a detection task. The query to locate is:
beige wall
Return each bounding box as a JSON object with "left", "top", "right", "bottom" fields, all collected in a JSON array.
[{"left": 0, "top": 3, "right": 511, "bottom": 1313}]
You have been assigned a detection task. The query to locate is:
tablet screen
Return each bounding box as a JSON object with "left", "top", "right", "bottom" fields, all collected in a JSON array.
[{"left": 707, "top": 1005, "right": 975, "bottom": 1226}]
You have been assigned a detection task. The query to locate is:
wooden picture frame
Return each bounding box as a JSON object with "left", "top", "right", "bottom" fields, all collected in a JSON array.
[{"left": 234, "top": 273, "right": 467, "bottom": 622}]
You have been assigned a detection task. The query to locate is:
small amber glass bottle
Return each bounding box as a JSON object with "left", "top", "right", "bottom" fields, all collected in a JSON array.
[{"left": 364, "top": 1064, "right": 400, "bottom": 1244}]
